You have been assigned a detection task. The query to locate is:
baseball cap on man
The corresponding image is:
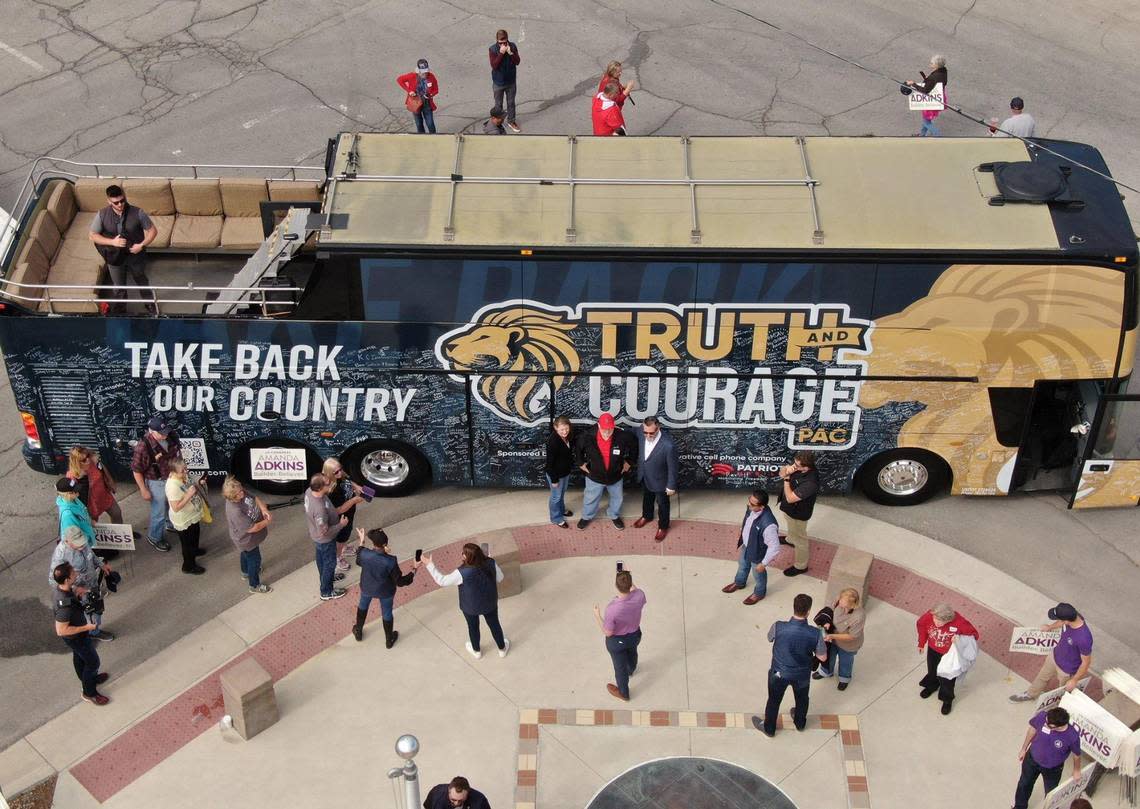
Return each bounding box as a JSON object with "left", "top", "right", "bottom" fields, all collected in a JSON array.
[
  {"left": 1010, "top": 96, "right": 1025, "bottom": 110},
  {"left": 598, "top": 413, "right": 615, "bottom": 429},
  {"left": 147, "top": 415, "right": 172, "bottom": 433},
  {"left": 416, "top": 58, "right": 429, "bottom": 72},
  {"left": 1048, "top": 602, "right": 1078, "bottom": 621}
]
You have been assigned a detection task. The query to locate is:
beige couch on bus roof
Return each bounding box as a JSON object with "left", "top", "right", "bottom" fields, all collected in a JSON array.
[{"left": 3, "top": 175, "right": 323, "bottom": 313}]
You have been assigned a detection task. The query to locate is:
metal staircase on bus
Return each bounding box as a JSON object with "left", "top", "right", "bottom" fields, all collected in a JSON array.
[{"left": 204, "top": 206, "right": 317, "bottom": 316}]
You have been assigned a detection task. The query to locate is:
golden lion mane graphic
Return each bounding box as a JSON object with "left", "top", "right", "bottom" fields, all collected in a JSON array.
[{"left": 442, "top": 306, "right": 580, "bottom": 420}]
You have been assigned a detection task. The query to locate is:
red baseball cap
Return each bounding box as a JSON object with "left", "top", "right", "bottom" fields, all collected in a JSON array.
[{"left": 598, "top": 413, "right": 615, "bottom": 429}]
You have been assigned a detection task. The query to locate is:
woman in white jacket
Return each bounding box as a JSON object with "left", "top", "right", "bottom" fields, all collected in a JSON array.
[{"left": 425, "top": 543, "right": 509, "bottom": 660}]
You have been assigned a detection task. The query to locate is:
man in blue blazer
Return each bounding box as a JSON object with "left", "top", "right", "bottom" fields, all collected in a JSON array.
[{"left": 633, "top": 417, "right": 678, "bottom": 541}]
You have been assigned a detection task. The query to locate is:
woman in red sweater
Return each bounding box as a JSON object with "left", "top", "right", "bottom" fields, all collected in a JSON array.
[{"left": 916, "top": 602, "right": 978, "bottom": 715}]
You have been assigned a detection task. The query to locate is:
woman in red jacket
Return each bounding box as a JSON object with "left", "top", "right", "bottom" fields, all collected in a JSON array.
[
  {"left": 597, "top": 61, "right": 635, "bottom": 107},
  {"left": 916, "top": 602, "right": 978, "bottom": 715},
  {"left": 396, "top": 59, "right": 440, "bottom": 134}
]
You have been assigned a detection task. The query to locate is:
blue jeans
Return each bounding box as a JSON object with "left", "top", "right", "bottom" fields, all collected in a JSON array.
[
  {"left": 546, "top": 474, "right": 569, "bottom": 524},
  {"left": 920, "top": 116, "right": 941, "bottom": 136},
  {"left": 146, "top": 478, "right": 170, "bottom": 542},
  {"left": 582, "top": 478, "right": 623, "bottom": 520},
  {"left": 733, "top": 546, "right": 767, "bottom": 597},
  {"left": 1013, "top": 753, "right": 1064, "bottom": 809},
  {"left": 818, "top": 644, "right": 857, "bottom": 683},
  {"left": 605, "top": 629, "right": 641, "bottom": 698},
  {"left": 764, "top": 669, "right": 810, "bottom": 734},
  {"left": 413, "top": 106, "right": 436, "bottom": 134},
  {"left": 359, "top": 593, "right": 395, "bottom": 621},
  {"left": 314, "top": 541, "right": 337, "bottom": 597},
  {"left": 240, "top": 547, "right": 262, "bottom": 588},
  {"left": 64, "top": 635, "right": 101, "bottom": 696}
]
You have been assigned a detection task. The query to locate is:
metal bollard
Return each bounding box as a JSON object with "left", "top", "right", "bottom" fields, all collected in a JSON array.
[{"left": 387, "top": 734, "right": 421, "bottom": 809}]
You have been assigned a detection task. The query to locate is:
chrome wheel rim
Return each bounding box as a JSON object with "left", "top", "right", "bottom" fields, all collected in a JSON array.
[
  {"left": 360, "top": 449, "right": 410, "bottom": 488},
  {"left": 876, "top": 459, "right": 929, "bottom": 496}
]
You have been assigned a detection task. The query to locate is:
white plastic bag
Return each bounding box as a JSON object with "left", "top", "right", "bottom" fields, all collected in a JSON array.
[{"left": 936, "top": 635, "right": 979, "bottom": 680}]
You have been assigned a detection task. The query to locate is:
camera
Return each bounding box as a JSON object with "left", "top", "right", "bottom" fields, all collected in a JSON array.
[{"left": 79, "top": 590, "right": 105, "bottom": 618}]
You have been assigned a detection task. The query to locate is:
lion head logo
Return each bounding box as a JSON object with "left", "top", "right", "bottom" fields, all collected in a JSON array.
[{"left": 437, "top": 304, "right": 581, "bottom": 424}]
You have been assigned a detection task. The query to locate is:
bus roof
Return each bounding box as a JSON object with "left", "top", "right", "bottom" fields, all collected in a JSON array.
[{"left": 320, "top": 134, "right": 1133, "bottom": 255}]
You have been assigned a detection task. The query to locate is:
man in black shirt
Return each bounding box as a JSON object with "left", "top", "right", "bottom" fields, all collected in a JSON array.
[
  {"left": 424, "top": 776, "right": 491, "bottom": 809},
  {"left": 777, "top": 451, "right": 820, "bottom": 577},
  {"left": 52, "top": 562, "right": 110, "bottom": 705},
  {"left": 88, "top": 184, "right": 158, "bottom": 314}
]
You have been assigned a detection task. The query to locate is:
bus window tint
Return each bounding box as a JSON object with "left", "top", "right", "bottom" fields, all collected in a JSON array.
[
  {"left": 362, "top": 258, "right": 522, "bottom": 324},
  {"left": 694, "top": 263, "right": 874, "bottom": 315},
  {"left": 521, "top": 260, "right": 698, "bottom": 308},
  {"left": 988, "top": 387, "right": 1034, "bottom": 447},
  {"left": 871, "top": 263, "right": 946, "bottom": 319},
  {"left": 1093, "top": 399, "right": 1140, "bottom": 459}
]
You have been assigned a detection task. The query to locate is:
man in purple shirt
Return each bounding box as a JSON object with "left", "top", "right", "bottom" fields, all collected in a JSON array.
[
  {"left": 722, "top": 490, "right": 781, "bottom": 605},
  {"left": 1012, "top": 707, "right": 1082, "bottom": 809},
  {"left": 593, "top": 570, "right": 647, "bottom": 701},
  {"left": 1010, "top": 602, "right": 1093, "bottom": 702}
]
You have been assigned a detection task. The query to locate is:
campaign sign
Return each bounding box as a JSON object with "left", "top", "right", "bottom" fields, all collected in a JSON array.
[
  {"left": 93, "top": 523, "right": 135, "bottom": 551},
  {"left": 1042, "top": 766, "right": 1093, "bottom": 809},
  {"left": 1119, "top": 728, "right": 1140, "bottom": 778},
  {"left": 908, "top": 82, "right": 945, "bottom": 111},
  {"left": 1009, "top": 627, "right": 1061, "bottom": 655},
  {"left": 181, "top": 437, "right": 209, "bottom": 470},
  {"left": 250, "top": 447, "right": 308, "bottom": 481},
  {"left": 1059, "top": 690, "right": 1130, "bottom": 768},
  {"left": 1034, "top": 678, "right": 1091, "bottom": 713}
]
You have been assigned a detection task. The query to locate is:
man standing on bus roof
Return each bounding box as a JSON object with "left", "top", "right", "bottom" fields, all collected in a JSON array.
[
  {"left": 489, "top": 29, "right": 521, "bottom": 133},
  {"left": 88, "top": 184, "right": 157, "bottom": 315},
  {"left": 633, "top": 416, "right": 677, "bottom": 542},
  {"left": 575, "top": 412, "right": 637, "bottom": 530},
  {"left": 777, "top": 451, "right": 819, "bottom": 577},
  {"left": 131, "top": 415, "right": 183, "bottom": 553}
]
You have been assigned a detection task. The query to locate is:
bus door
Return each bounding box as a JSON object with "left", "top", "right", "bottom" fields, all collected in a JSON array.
[{"left": 1070, "top": 394, "right": 1140, "bottom": 508}]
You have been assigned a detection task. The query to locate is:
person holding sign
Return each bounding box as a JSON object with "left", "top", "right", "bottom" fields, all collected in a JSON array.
[
  {"left": 1012, "top": 707, "right": 1082, "bottom": 809},
  {"left": 905, "top": 54, "right": 948, "bottom": 137},
  {"left": 1010, "top": 603, "right": 1093, "bottom": 703}
]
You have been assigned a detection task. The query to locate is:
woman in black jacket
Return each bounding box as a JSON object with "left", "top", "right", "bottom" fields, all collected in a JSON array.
[
  {"left": 544, "top": 416, "right": 575, "bottom": 528},
  {"left": 353, "top": 528, "right": 418, "bottom": 647},
  {"left": 906, "top": 54, "right": 948, "bottom": 137}
]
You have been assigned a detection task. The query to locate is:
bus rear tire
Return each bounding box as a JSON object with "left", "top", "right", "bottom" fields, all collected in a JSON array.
[
  {"left": 855, "top": 449, "right": 950, "bottom": 507},
  {"left": 342, "top": 439, "right": 430, "bottom": 498},
  {"left": 231, "top": 437, "right": 324, "bottom": 496}
]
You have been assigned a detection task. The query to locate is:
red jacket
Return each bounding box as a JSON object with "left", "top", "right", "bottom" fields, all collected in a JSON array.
[
  {"left": 592, "top": 92, "right": 625, "bottom": 136},
  {"left": 916, "top": 611, "right": 979, "bottom": 654},
  {"left": 597, "top": 75, "right": 627, "bottom": 108},
  {"left": 396, "top": 71, "right": 440, "bottom": 112}
]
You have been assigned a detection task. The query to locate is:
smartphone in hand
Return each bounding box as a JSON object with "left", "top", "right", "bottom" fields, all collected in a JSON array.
[
  {"left": 415, "top": 549, "right": 423, "bottom": 562},
  {"left": 616, "top": 560, "right": 624, "bottom": 573}
]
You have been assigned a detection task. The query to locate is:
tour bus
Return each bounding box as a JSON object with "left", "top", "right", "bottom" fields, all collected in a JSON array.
[{"left": 0, "top": 134, "right": 1137, "bottom": 508}]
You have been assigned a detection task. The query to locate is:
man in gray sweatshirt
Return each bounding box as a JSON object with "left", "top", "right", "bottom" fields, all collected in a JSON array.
[{"left": 304, "top": 473, "right": 347, "bottom": 600}]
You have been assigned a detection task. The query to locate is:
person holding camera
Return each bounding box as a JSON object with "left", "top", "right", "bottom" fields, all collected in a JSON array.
[
  {"left": 222, "top": 477, "right": 272, "bottom": 594},
  {"left": 88, "top": 183, "right": 158, "bottom": 314},
  {"left": 52, "top": 561, "right": 111, "bottom": 705},
  {"left": 425, "top": 543, "right": 509, "bottom": 659},
  {"left": 305, "top": 473, "right": 348, "bottom": 600},
  {"left": 777, "top": 450, "right": 819, "bottom": 577},
  {"left": 593, "top": 568, "right": 647, "bottom": 702},
  {"left": 353, "top": 527, "right": 420, "bottom": 647},
  {"left": 488, "top": 29, "right": 522, "bottom": 133},
  {"left": 49, "top": 525, "right": 117, "bottom": 641},
  {"left": 165, "top": 458, "right": 208, "bottom": 575}
]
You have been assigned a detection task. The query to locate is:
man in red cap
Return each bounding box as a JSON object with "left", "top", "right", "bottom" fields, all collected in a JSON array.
[{"left": 574, "top": 412, "right": 637, "bottom": 529}]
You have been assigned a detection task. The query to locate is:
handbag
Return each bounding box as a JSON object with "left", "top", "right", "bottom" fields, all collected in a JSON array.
[
  {"left": 199, "top": 497, "right": 213, "bottom": 524},
  {"left": 405, "top": 94, "right": 424, "bottom": 113}
]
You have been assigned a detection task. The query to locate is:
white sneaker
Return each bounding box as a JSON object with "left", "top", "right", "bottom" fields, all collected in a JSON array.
[
  {"left": 498, "top": 638, "right": 511, "bottom": 658},
  {"left": 1009, "top": 692, "right": 1034, "bottom": 703},
  {"left": 465, "top": 641, "right": 483, "bottom": 660},
  {"left": 336, "top": 557, "right": 351, "bottom": 572}
]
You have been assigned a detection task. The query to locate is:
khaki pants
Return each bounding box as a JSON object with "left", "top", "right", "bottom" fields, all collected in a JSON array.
[
  {"left": 1027, "top": 657, "right": 1069, "bottom": 698},
  {"left": 783, "top": 517, "right": 810, "bottom": 569}
]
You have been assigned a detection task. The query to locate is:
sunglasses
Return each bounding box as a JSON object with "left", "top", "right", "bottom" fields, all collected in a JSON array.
[{"left": 109, "top": 197, "right": 126, "bottom": 206}]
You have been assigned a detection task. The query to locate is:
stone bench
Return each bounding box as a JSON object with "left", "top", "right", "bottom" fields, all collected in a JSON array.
[
  {"left": 480, "top": 528, "right": 522, "bottom": 598},
  {"left": 220, "top": 657, "right": 278, "bottom": 741},
  {"left": 825, "top": 545, "right": 874, "bottom": 608}
]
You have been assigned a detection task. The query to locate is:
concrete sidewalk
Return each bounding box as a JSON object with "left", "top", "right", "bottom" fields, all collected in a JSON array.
[{"left": 1, "top": 491, "right": 1134, "bottom": 808}]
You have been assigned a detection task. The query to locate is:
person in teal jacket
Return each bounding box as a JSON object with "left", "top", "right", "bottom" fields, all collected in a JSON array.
[{"left": 57, "top": 477, "right": 96, "bottom": 547}]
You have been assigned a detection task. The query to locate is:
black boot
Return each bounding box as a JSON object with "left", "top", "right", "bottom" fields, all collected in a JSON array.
[
  {"left": 383, "top": 619, "right": 398, "bottom": 649},
  {"left": 352, "top": 609, "right": 366, "bottom": 642}
]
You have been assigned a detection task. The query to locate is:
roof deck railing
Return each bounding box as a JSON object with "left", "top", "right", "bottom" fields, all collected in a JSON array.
[{"left": 0, "top": 278, "right": 302, "bottom": 317}]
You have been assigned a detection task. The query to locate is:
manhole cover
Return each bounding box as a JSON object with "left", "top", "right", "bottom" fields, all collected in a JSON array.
[{"left": 585, "top": 756, "right": 798, "bottom": 809}]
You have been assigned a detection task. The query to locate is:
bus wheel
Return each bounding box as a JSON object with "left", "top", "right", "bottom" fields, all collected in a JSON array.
[
  {"left": 231, "top": 438, "right": 324, "bottom": 496},
  {"left": 855, "top": 449, "right": 950, "bottom": 506},
  {"left": 342, "top": 439, "right": 430, "bottom": 498}
]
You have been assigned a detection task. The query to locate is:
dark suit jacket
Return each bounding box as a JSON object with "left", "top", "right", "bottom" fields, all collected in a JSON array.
[{"left": 636, "top": 430, "right": 678, "bottom": 492}]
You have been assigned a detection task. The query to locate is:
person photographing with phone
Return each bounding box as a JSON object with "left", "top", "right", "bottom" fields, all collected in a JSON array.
[
  {"left": 165, "top": 458, "right": 209, "bottom": 575},
  {"left": 593, "top": 565, "right": 647, "bottom": 702},
  {"left": 425, "top": 543, "right": 509, "bottom": 659},
  {"left": 352, "top": 528, "right": 420, "bottom": 647}
]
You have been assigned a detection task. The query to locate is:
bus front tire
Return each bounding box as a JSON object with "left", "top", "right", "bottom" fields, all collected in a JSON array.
[
  {"left": 231, "top": 438, "right": 324, "bottom": 496},
  {"left": 855, "top": 449, "right": 950, "bottom": 506},
  {"left": 342, "top": 439, "right": 430, "bottom": 498}
]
